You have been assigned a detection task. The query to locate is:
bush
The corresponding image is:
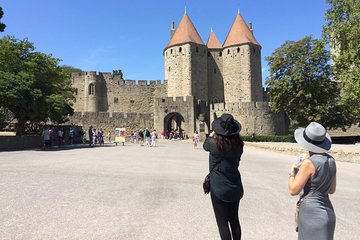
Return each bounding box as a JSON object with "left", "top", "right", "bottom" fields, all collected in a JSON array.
[{"left": 242, "top": 135, "right": 294, "bottom": 142}]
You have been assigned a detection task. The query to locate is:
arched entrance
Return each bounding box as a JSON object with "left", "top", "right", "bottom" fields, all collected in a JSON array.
[{"left": 164, "top": 112, "right": 185, "bottom": 138}]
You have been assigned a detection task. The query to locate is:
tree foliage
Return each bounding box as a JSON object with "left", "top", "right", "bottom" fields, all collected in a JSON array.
[
  {"left": 0, "top": 36, "right": 75, "bottom": 135},
  {"left": 61, "top": 65, "right": 82, "bottom": 78},
  {"left": 323, "top": 0, "right": 360, "bottom": 123},
  {"left": 265, "top": 36, "right": 347, "bottom": 128},
  {"left": 0, "top": 6, "right": 5, "bottom": 32}
]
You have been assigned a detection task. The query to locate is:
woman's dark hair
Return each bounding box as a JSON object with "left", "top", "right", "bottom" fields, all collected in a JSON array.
[{"left": 213, "top": 132, "right": 244, "bottom": 152}]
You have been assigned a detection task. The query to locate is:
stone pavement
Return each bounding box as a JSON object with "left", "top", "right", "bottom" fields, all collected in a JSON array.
[{"left": 0, "top": 140, "right": 359, "bottom": 239}]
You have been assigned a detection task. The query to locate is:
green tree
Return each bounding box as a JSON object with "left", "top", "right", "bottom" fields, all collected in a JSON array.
[
  {"left": 323, "top": 0, "right": 360, "bottom": 123},
  {"left": 265, "top": 36, "right": 346, "bottom": 129},
  {"left": 61, "top": 65, "right": 82, "bottom": 78},
  {"left": 0, "top": 36, "right": 74, "bottom": 135},
  {"left": 0, "top": 6, "right": 5, "bottom": 32}
]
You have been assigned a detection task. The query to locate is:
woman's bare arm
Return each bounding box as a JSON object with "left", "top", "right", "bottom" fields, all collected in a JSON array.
[{"left": 288, "top": 159, "right": 315, "bottom": 196}]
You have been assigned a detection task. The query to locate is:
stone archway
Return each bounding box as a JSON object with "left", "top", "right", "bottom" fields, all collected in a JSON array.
[{"left": 164, "top": 112, "right": 185, "bottom": 133}]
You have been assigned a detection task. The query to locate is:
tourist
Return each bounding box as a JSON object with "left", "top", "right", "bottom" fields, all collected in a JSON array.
[
  {"left": 107, "top": 131, "right": 111, "bottom": 143},
  {"left": 203, "top": 113, "right": 244, "bottom": 240},
  {"left": 43, "top": 127, "right": 51, "bottom": 149},
  {"left": 151, "top": 129, "right": 157, "bottom": 147},
  {"left": 98, "top": 128, "right": 104, "bottom": 145},
  {"left": 288, "top": 122, "right": 337, "bottom": 239},
  {"left": 57, "top": 128, "right": 64, "bottom": 145},
  {"left": 92, "top": 128, "right": 97, "bottom": 145},
  {"left": 69, "top": 127, "right": 74, "bottom": 144},
  {"left": 88, "top": 126, "right": 93, "bottom": 146},
  {"left": 144, "top": 128, "right": 151, "bottom": 146},
  {"left": 138, "top": 129, "right": 144, "bottom": 146},
  {"left": 193, "top": 130, "right": 199, "bottom": 148}
]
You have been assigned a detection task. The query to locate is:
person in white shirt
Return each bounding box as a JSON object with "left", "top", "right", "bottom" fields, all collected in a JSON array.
[
  {"left": 151, "top": 129, "right": 157, "bottom": 147},
  {"left": 193, "top": 131, "right": 199, "bottom": 148}
]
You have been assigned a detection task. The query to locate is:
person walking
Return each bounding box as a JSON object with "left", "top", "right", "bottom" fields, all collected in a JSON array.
[
  {"left": 144, "top": 128, "right": 151, "bottom": 146},
  {"left": 107, "top": 131, "right": 111, "bottom": 143},
  {"left": 88, "top": 126, "right": 93, "bottom": 147},
  {"left": 193, "top": 131, "right": 199, "bottom": 148},
  {"left": 43, "top": 127, "right": 51, "bottom": 149},
  {"left": 151, "top": 129, "right": 157, "bottom": 147},
  {"left": 203, "top": 113, "right": 244, "bottom": 240},
  {"left": 288, "top": 122, "right": 337, "bottom": 240}
]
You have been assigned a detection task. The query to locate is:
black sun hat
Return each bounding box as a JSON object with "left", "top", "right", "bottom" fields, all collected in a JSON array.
[{"left": 212, "top": 113, "right": 241, "bottom": 136}]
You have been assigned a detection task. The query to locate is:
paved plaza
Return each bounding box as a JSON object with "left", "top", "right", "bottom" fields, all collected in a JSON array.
[{"left": 1, "top": 140, "right": 359, "bottom": 239}]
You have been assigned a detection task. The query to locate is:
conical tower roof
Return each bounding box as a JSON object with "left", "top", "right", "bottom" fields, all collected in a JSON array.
[
  {"left": 206, "top": 30, "right": 222, "bottom": 49},
  {"left": 223, "top": 12, "right": 259, "bottom": 47},
  {"left": 165, "top": 12, "right": 204, "bottom": 49}
]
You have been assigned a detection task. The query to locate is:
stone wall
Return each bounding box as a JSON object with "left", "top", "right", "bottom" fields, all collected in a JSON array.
[
  {"left": 164, "top": 43, "right": 208, "bottom": 101},
  {"left": 211, "top": 101, "right": 288, "bottom": 135},
  {"left": 208, "top": 49, "right": 224, "bottom": 103},
  {"left": 221, "top": 44, "right": 263, "bottom": 103},
  {"left": 72, "top": 72, "right": 167, "bottom": 114},
  {"left": 0, "top": 136, "right": 43, "bottom": 151},
  {"left": 67, "top": 112, "right": 154, "bottom": 138},
  {"left": 191, "top": 43, "right": 208, "bottom": 101},
  {"left": 154, "top": 96, "right": 209, "bottom": 136},
  {"left": 164, "top": 43, "right": 192, "bottom": 98}
]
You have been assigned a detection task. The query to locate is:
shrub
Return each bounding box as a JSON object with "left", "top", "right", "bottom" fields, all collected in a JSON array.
[{"left": 241, "top": 135, "right": 294, "bottom": 142}]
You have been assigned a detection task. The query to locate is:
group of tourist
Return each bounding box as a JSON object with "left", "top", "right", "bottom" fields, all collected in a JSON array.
[
  {"left": 87, "top": 126, "right": 107, "bottom": 147},
  {"left": 204, "top": 113, "right": 337, "bottom": 240},
  {"left": 43, "top": 126, "right": 83, "bottom": 148},
  {"left": 164, "top": 129, "right": 186, "bottom": 140},
  {"left": 129, "top": 128, "right": 158, "bottom": 147}
]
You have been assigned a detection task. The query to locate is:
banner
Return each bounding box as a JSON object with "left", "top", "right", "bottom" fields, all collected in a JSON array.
[{"left": 115, "top": 128, "right": 126, "bottom": 143}]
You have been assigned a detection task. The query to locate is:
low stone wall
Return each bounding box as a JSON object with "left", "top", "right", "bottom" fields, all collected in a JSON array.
[
  {"left": 245, "top": 142, "right": 360, "bottom": 164},
  {"left": 0, "top": 136, "right": 43, "bottom": 151}
]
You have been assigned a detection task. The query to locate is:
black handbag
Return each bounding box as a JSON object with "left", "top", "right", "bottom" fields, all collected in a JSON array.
[{"left": 203, "top": 173, "right": 210, "bottom": 194}]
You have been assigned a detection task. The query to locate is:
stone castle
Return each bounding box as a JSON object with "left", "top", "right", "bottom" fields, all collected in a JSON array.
[{"left": 69, "top": 10, "right": 288, "bottom": 137}]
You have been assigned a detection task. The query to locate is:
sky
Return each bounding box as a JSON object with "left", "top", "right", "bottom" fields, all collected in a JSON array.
[{"left": 0, "top": 0, "right": 329, "bottom": 84}]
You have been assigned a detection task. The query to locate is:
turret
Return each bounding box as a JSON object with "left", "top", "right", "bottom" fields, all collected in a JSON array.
[
  {"left": 222, "top": 12, "right": 263, "bottom": 103},
  {"left": 84, "top": 71, "right": 98, "bottom": 112},
  {"left": 164, "top": 12, "right": 208, "bottom": 102},
  {"left": 206, "top": 29, "right": 224, "bottom": 103}
]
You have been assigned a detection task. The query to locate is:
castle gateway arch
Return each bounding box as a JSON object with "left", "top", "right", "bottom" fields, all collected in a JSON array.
[{"left": 163, "top": 112, "right": 185, "bottom": 133}]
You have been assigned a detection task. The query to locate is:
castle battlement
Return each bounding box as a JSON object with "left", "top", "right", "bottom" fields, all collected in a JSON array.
[
  {"left": 157, "top": 96, "right": 194, "bottom": 105},
  {"left": 79, "top": 111, "right": 152, "bottom": 119},
  {"left": 211, "top": 101, "right": 271, "bottom": 112}
]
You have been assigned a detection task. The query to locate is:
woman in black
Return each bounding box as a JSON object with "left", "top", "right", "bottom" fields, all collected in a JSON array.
[{"left": 203, "top": 113, "right": 244, "bottom": 240}]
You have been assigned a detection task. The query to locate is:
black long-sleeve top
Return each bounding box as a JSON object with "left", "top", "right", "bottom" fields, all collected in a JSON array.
[{"left": 203, "top": 136, "right": 244, "bottom": 202}]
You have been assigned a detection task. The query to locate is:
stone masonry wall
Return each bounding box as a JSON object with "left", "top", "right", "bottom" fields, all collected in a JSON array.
[
  {"left": 222, "top": 44, "right": 252, "bottom": 102},
  {"left": 68, "top": 112, "right": 154, "bottom": 139},
  {"left": 250, "top": 44, "right": 263, "bottom": 101},
  {"left": 72, "top": 72, "right": 167, "bottom": 114},
  {"left": 211, "top": 101, "right": 288, "bottom": 136},
  {"left": 191, "top": 43, "right": 208, "bottom": 101},
  {"left": 208, "top": 49, "right": 224, "bottom": 103},
  {"left": 164, "top": 43, "right": 192, "bottom": 98}
]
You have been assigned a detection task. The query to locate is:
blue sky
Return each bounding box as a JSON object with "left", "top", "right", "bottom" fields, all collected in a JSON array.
[{"left": 0, "top": 0, "right": 329, "bottom": 84}]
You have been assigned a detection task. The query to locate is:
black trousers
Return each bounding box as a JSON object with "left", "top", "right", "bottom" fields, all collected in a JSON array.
[{"left": 211, "top": 192, "right": 241, "bottom": 240}]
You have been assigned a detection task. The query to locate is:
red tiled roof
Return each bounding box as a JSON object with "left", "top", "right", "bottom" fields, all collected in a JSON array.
[
  {"left": 223, "top": 13, "right": 259, "bottom": 47},
  {"left": 165, "top": 13, "right": 204, "bottom": 49},
  {"left": 206, "top": 30, "right": 222, "bottom": 49}
]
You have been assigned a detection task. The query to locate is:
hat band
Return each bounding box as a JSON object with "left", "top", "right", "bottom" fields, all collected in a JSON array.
[{"left": 303, "top": 131, "right": 325, "bottom": 145}]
